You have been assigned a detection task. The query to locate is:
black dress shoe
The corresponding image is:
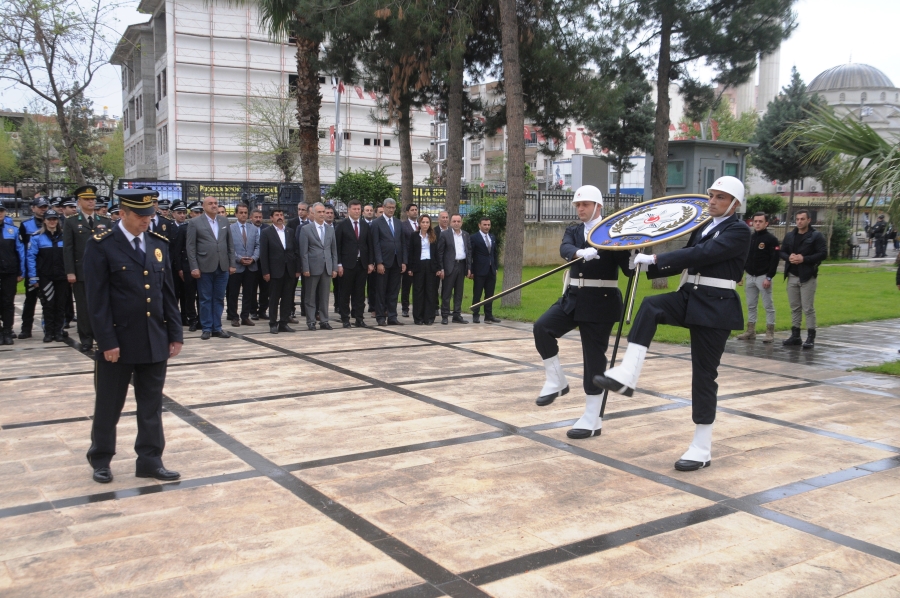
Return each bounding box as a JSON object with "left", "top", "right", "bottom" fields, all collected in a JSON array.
[
  {"left": 567, "top": 428, "right": 601, "bottom": 439},
  {"left": 441, "top": 317, "right": 448, "bottom": 325},
  {"left": 200, "top": 331, "right": 211, "bottom": 340},
  {"left": 270, "top": 325, "right": 279, "bottom": 334},
  {"left": 212, "top": 330, "right": 230, "bottom": 338},
  {"left": 278, "top": 323, "right": 296, "bottom": 333},
  {"left": 387, "top": 319, "right": 404, "bottom": 326},
  {"left": 343, "top": 321, "right": 352, "bottom": 329},
  {"left": 536, "top": 385, "right": 569, "bottom": 406},
  {"left": 258, "top": 313, "right": 268, "bottom": 320},
  {"left": 424, "top": 321, "right": 434, "bottom": 326},
  {"left": 307, "top": 323, "right": 317, "bottom": 331},
  {"left": 674, "top": 459, "right": 711, "bottom": 472},
  {"left": 81, "top": 342, "right": 94, "bottom": 353},
  {"left": 64, "top": 321, "right": 72, "bottom": 329},
  {"left": 189, "top": 322, "right": 199, "bottom": 332},
  {"left": 250, "top": 313, "right": 259, "bottom": 321},
  {"left": 288, "top": 316, "right": 299, "bottom": 324},
  {"left": 92, "top": 467, "right": 113, "bottom": 483},
  {"left": 451, "top": 316, "right": 469, "bottom": 324},
  {"left": 319, "top": 322, "right": 334, "bottom": 330},
  {"left": 1, "top": 333, "right": 13, "bottom": 345},
  {"left": 53, "top": 333, "right": 65, "bottom": 342},
  {"left": 414, "top": 320, "right": 423, "bottom": 325},
  {"left": 354, "top": 319, "right": 368, "bottom": 328},
  {"left": 135, "top": 467, "right": 181, "bottom": 481},
  {"left": 472, "top": 314, "right": 481, "bottom": 323},
  {"left": 485, "top": 316, "right": 502, "bottom": 323},
  {"left": 231, "top": 317, "right": 241, "bottom": 327},
  {"left": 377, "top": 319, "right": 387, "bottom": 326},
  {"left": 18, "top": 331, "right": 31, "bottom": 339},
  {"left": 241, "top": 318, "right": 255, "bottom": 326},
  {"left": 402, "top": 310, "right": 409, "bottom": 317},
  {"left": 43, "top": 333, "right": 53, "bottom": 343},
  {"left": 592, "top": 374, "right": 634, "bottom": 397}
]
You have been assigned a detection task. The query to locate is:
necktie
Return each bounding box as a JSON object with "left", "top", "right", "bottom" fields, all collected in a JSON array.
[
  {"left": 388, "top": 218, "right": 394, "bottom": 236},
  {"left": 485, "top": 234, "right": 491, "bottom": 250},
  {"left": 354, "top": 220, "right": 359, "bottom": 239},
  {"left": 88, "top": 216, "right": 93, "bottom": 229},
  {"left": 241, "top": 224, "right": 247, "bottom": 246},
  {"left": 319, "top": 225, "right": 324, "bottom": 243},
  {"left": 133, "top": 237, "right": 145, "bottom": 262}
]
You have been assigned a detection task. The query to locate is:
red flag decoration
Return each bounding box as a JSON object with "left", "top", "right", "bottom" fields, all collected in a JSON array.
[
  {"left": 354, "top": 86, "right": 364, "bottom": 99},
  {"left": 565, "top": 130, "right": 576, "bottom": 150},
  {"left": 523, "top": 125, "right": 531, "bottom": 138},
  {"left": 329, "top": 125, "right": 335, "bottom": 152},
  {"left": 368, "top": 91, "right": 377, "bottom": 100},
  {"left": 425, "top": 106, "right": 436, "bottom": 116},
  {"left": 581, "top": 134, "right": 593, "bottom": 150},
  {"left": 338, "top": 81, "right": 345, "bottom": 94}
]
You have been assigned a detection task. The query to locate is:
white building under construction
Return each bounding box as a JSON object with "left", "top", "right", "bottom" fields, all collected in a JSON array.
[{"left": 111, "top": 0, "right": 433, "bottom": 184}]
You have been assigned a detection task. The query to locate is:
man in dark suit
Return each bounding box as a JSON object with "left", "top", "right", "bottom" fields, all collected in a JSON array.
[
  {"left": 335, "top": 199, "right": 374, "bottom": 328},
  {"left": 436, "top": 214, "right": 471, "bottom": 325},
  {"left": 227, "top": 204, "right": 260, "bottom": 327},
  {"left": 470, "top": 216, "right": 501, "bottom": 324},
  {"left": 287, "top": 202, "right": 309, "bottom": 320},
  {"left": 370, "top": 198, "right": 407, "bottom": 326},
  {"left": 259, "top": 208, "right": 300, "bottom": 333},
  {"left": 186, "top": 196, "right": 235, "bottom": 339},
  {"left": 594, "top": 176, "right": 751, "bottom": 472},
  {"left": 83, "top": 189, "right": 183, "bottom": 484},
  {"left": 63, "top": 185, "right": 112, "bottom": 353},
  {"left": 298, "top": 203, "right": 338, "bottom": 330},
  {"left": 249, "top": 209, "right": 269, "bottom": 320},
  {"left": 363, "top": 204, "right": 377, "bottom": 314},
  {"left": 399, "top": 203, "right": 419, "bottom": 317},
  {"left": 435, "top": 210, "right": 451, "bottom": 317}
]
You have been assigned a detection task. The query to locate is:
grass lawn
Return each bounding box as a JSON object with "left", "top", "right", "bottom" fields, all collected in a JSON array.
[
  {"left": 457, "top": 263, "right": 900, "bottom": 344},
  {"left": 857, "top": 361, "right": 900, "bottom": 377}
]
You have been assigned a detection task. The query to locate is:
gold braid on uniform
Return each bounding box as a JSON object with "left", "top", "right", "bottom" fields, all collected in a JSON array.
[
  {"left": 93, "top": 229, "right": 114, "bottom": 242},
  {"left": 147, "top": 230, "right": 169, "bottom": 242}
]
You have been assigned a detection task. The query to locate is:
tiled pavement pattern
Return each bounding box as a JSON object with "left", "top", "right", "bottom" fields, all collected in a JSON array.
[{"left": 3, "top": 296, "right": 900, "bottom": 597}]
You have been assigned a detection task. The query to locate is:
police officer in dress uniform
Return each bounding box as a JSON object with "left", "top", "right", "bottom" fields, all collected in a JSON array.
[
  {"left": 84, "top": 189, "right": 183, "bottom": 484},
  {"left": 172, "top": 202, "right": 203, "bottom": 329},
  {"left": 593, "top": 176, "right": 750, "bottom": 471},
  {"left": 150, "top": 198, "right": 177, "bottom": 241},
  {"left": 63, "top": 186, "right": 112, "bottom": 353},
  {"left": 532, "top": 186, "right": 633, "bottom": 439}
]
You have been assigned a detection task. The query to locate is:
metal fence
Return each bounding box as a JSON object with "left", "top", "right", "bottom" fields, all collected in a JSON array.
[
  {"left": 0, "top": 181, "right": 115, "bottom": 217},
  {"left": 464, "top": 189, "right": 645, "bottom": 222}
]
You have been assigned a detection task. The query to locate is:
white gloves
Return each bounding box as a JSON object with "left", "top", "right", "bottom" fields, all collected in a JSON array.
[
  {"left": 576, "top": 248, "right": 599, "bottom": 262},
  {"left": 633, "top": 253, "right": 656, "bottom": 269}
]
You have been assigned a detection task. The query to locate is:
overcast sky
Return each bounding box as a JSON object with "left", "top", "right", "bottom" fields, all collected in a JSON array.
[{"left": 3, "top": 0, "right": 899, "bottom": 117}]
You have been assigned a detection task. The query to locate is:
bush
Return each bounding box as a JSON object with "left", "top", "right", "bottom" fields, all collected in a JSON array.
[
  {"left": 745, "top": 194, "right": 786, "bottom": 218},
  {"left": 326, "top": 167, "right": 398, "bottom": 207},
  {"left": 462, "top": 197, "right": 507, "bottom": 251},
  {"left": 829, "top": 217, "right": 852, "bottom": 259}
]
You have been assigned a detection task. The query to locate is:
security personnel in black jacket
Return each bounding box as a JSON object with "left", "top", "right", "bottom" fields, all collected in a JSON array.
[
  {"left": 0, "top": 205, "right": 26, "bottom": 345},
  {"left": 533, "top": 185, "right": 633, "bottom": 440},
  {"left": 171, "top": 202, "right": 202, "bottom": 329},
  {"left": 736, "top": 213, "right": 780, "bottom": 342},
  {"left": 779, "top": 209, "right": 827, "bottom": 348},
  {"left": 594, "top": 176, "right": 750, "bottom": 473},
  {"left": 83, "top": 189, "right": 183, "bottom": 484},
  {"left": 871, "top": 215, "right": 888, "bottom": 258}
]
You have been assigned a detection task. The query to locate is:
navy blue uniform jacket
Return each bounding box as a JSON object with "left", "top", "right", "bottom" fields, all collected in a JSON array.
[
  {"left": 647, "top": 214, "right": 751, "bottom": 331},
  {"left": 559, "top": 223, "right": 633, "bottom": 323},
  {"left": 83, "top": 226, "right": 183, "bottom": 363}
]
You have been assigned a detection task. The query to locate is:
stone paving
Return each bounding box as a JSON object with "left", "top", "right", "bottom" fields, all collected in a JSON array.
[{"left": 2, "top": 296, "right": 900, "bottom": 596}]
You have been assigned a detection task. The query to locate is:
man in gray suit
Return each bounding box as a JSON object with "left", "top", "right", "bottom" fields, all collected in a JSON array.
[
  {"left": 298, "top": 203, "right": 338, "bottom": 331},
  {"left": 436, "top": 214, "right": 472, "bottom": 325},
  {"left": 187, "top": 196, "right": 235, "bottom": 339},
  {"left": 226, "top": 204, "right": 260, "bottom": 327}
]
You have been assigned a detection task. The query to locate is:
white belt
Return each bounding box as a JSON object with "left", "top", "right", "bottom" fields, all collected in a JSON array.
[
  {"left": 678, "top": 270, "right": 736, "bottom": 290},
  {"left": 569, "top": 278, "right": 618, "bottom": 288}
]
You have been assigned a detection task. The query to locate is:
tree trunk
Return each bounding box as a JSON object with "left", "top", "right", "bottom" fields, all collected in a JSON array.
[
  {"left": 614, "top": 166, "right": 622, "bottom": 212},
  {"left": 787, "top": 178, "right": 795, "bottom": 225},
  {"left": 498, "top": 0, "right": 525, "bottom": 306},
  {"left": 445, "top": 50, "right": 464, "bottom": 214},
  {"left": 55, "top": 102, "right": 86, "bottom": 186},
  {"left": 398, "top": 99, "right": 414, "bottom": 209},
  {"left": 295, "top": 36, "right": 321, "bottom": 204},
  {"left": 650, "top": 14, "right": 672, "bottom": 200}
]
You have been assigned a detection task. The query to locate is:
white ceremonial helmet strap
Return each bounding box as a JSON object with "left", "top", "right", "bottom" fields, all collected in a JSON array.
[{"left": 707, "top": 176, "right": 744, "bottom": 215}]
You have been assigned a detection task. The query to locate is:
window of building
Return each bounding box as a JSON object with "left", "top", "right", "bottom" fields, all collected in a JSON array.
[
  {"left": 135, "top": 96, "right": 142, "bottom": 120},
  {"left": 383, "top": 139, "right": 390, "bottom": 147},
  {"left": 666, "top": 161, "right": 685, "bottom": 187},
  {"left": 364, "top": 138, "right": 371, "bottom": 146},
  {"left": 880, "top": 92, "right": 886, "bottom": 101},
  {"left": 156, "top": 75, "right": 161, "bottom": 104},
  {"left": 438, "top": 143, "right": 446, "bottom": 160},
  {"left": 471, "top": 164, "right": 481, "bottom": 180},
  {"left": 318, "top": 129, "right": 326, "bottom": 139},
  {"left": 158, "top": 125, "right": 168, "bottom": 155},
  {"left": 861, "top": 92, "right": 868, "bottom": 103},
  {"left": 724, "top": 163, "right": 738, "bottom": 177},
  {"left": 797, "top": 179, "right": 804, "bottom": 191},
  {"left": 161, "top": 68, "right": 167, "bottom": 97},
  {"left": 470, "top": 141, "right": 481, "bottom": 159},
  {"left": 122, "top": 68, "right": 127, "bottom": 89},
  {"left": 373, "top": 138, "right": 381, "bottom": 146},
  {"left": 564, "top": 174, "right": 572, "bottom": 185},
  {"left": 839, "top": 93, "right": 845, "bottom": 102},
  {"left": 318, "top": 76, "right": 326, "bottom": 84},
  {"left": 342, "top": 131, "right": 351, "bottom": 140},
  {"left": 123, "top": 108, "right": 128, "bottom": 130},
  {"left": 289, "top": 74, "right": 298, "bottom": 93},
  {"left": 439, "top": 123, "right": 447, "bottom": 139}
]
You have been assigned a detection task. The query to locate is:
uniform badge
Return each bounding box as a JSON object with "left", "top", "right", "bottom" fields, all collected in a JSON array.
[
  {"left": 162, "top": 224, "right": 166, "bottom": 231},
  {"left": 5, "top": 227, "right": 12, "bottom": 234},
  {"left": 96, "top": 224, "right": 106, "bottom": 231},
  {"left": 758, "top": 242, "right": 765, "bottom": 249},
  {"left": 155, "top": 248, "right": 163, "bottom": 262},
  {"left": 714, "top": 231, "right": 720, "bottom": 239}
]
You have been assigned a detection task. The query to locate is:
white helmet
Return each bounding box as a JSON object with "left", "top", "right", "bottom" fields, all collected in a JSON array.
[
  {"left": 707, "top": 176, "right": 745, "bottom": 203},
  {"left": 572, "top": 185, "right": 604, "bottom": 206}
]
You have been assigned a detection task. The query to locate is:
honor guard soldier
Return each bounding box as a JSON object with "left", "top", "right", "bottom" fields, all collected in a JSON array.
[
  {"left": 533, "top": 185, "right": 633, "bottom": 439},
  {"left": 0, "top": 204, "right": 26, "bottom": 345},
  {"left": 83, "top": 188, "right": 183, "bottom": 484},
  {"left": 594, "top": 176, "right": 751, "bottom": 471},
  {"left": 63, "top": 185, "right": 111, "bottom": 353},
  {"left": 17, "top": 196, "right": 50, "bottom": 339}
]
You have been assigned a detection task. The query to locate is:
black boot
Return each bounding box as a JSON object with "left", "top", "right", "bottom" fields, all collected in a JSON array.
[
  {"left": 782, "top": 327, "right": 802, "bottom": 346},
  {"left": 802, "top": 329, "right": 816, "bottom": 349}
]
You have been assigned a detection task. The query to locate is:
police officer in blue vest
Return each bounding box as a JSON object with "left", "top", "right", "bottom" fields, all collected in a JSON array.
[
  {"left": 83, "top": 188, "right": 184, "bottom": 484},
  {"left": 0, "top": 205, "right": 26, "bottom": 345},
  {"left": 17, "top": 197, "right": 49, "bottom": 339}
]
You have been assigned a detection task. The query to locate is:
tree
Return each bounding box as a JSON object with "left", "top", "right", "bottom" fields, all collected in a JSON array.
[
  {"left": 235, "top": 83, "right": 304, "bottom": 182},
  {"left": 752, "top": 67, "right": 830, "bottom": 222},
  {"left": 622, "top": 0, "right": 797, "bottom": 198},
  {"left": 0, "top": 0, "right": 119, "bottom": 186},
  {"left": 0, "top": 119, "right": 21, "bottom": 180},
  {"left": 714, "top": 102, "right": 758, "bottom": 143},
  {"left": 326, "top": 167, "right": 398, "bottom": 207},
  {"left": 17, "top": 113, "right": 57, "bottom": 181},
  {"left": 586, "top": 53, "right": 655, "bottom": 211},
  {"left": 93, "top": 123, "right": 124, "bottom": 193},
  {"left": 744, "top": 193, "right": 785, "bottom": 218}
]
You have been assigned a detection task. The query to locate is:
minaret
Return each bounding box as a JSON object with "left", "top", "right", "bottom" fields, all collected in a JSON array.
[
  {"left": 735, "top": 75, "right": 756, "bottom": 116},
  {"left": 757, "top": 45, "right": 781, "bottom": 113}
]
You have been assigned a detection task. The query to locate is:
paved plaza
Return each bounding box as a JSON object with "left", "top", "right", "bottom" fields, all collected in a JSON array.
[{"left": 2, "top": 299, "right": 900, "bottom": 597}]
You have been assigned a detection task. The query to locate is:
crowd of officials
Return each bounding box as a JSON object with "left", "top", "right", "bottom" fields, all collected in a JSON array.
[{"left": 0, "top": 189, "right": 503, "bottom": 346}]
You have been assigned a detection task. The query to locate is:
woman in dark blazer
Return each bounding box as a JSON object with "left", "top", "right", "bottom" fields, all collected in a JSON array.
[{"left": 407, "top": 215, "right": 439, "bottom": 325}]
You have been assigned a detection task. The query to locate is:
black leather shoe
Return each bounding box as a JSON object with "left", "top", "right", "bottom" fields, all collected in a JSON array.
[
  {"left": 135, "top": 467, "right": 181, "bottom": 481},
  {"left": 414, "top": 320, "right": 423, "bottom": 325},
  {"left": 212, "top": 330, "right": 230, "bottom": 338},
  {"left": 485, "top": 316, "right": 502, "bottom": 323},
  {"left": 269, "top": 325, "right": 279, "bottom": 334},
  {"left": 17, "top": 331, "right": 31, "bottom": 339},
  {"left": 451, "top": 316, "right": 469, "bottom": 324},
  {"left": 343, "top": 321, "right": 352, "bottom": 328},
  {"left": 307, "top": 323, "right": 317, "bottom": 331},
  {"left": 472, "top": 314, "right": 481, "bottom": 323},
  {"left": 592, "top": 374, "right": 634, "bottom": 397},
  {"left": 241, "top": 318, "right": 255, "bottom": 326},
  {"left": 536, "top": 385, "right": 569, "bottom": 406},
  {"left": 250, "top": 313, "right": 259, "bottom": 321},
  {"left": 188, "top": 322, "right": 199, "bottom": 332},
  {"left": 441, "top": 317, "right": 448, "bottom": 325},
  {"left": 81, "top": 342, "right": 94, "bottom": 353},
  {"left": 319, "top": 322, "right": 333, "bottom": 330},
  {"left": 258, "top": 313, "right": 268, "bottom": 320},
  {"left": 567, "top": 428, "right": 601, "bottom": 439},
  {"left": 674, "top": 459, "right": 711, "bottom": 472},
  {"left": 64, "top": 321, "right": 72, "bottom": 329},
  {"left": 278, "top": 323, "right": 296, "bottom": 333},
  {"left": 200, "top": 331, "right": 211, "bottom": 340},
  {"left": 402, "top": 310, "right": 409, "bottom": 317},
  {"left": 231, "top": 318, "right": 241, "bottom": 327},
  {"left": 376, "top": 319, "right": 386, "bottom": 326},
  {"left": 355, "top": 319, "right": 368, "bottom": 328},
  {"left": 43, "top": 333, "right": 53, "bottom": 343},
  {"left": 53, "top": 333, "right": 65, "bottom": 342},
  {"left": 92, "top": 467, "right": 113, "bottom": 483},
  {"left": 1, "top": 332, "right": 13, "bottom": 345},
  {"left": 288, "top": 316, "right": 299, "bottom": 324},
  {"left": 387, "top": 319, "right": 404, "bottom": 326},
  {"left": 424, "top": 321, "right": 434, "bottom": 326}
]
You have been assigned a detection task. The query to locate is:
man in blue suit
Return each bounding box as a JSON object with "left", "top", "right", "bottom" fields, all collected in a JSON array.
[
  {"left": 226, "top": 204, "right": 260, "bottom": 327},
  {"left": 469, "top": 216, "right": 501, "bottom": 324},
  {"left": 370, "top": 198, "right": 407, "bottom": 326}
]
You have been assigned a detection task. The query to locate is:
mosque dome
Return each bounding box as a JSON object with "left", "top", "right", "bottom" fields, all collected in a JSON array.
[{"left": 808, "top": 63, "right": 895, "bottom": 92}]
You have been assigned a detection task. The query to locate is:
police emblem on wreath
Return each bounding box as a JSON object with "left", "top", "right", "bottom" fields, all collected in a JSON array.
[
  {"left": 589, "top": 194, "right": 711, "bottom": 250},
  {"left": 155, "top": 248, "right": 163, "bottom": 262}
]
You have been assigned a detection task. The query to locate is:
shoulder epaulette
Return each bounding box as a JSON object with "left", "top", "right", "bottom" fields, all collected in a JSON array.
[
  {"left": 147, "top": 230, "right": 169, "bottom": 242},
  {"left": 93, "top": 229, "right": 114, "bottom": 242}
]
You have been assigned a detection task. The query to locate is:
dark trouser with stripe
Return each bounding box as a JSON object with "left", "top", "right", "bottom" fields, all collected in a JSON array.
[
  {"left": 0, "top": 273, "right": 17, "bottom": 334},
  {"left": 534, "top": 301, "right": 614, "bottom": 395},
  {"left": 87, "top": 359, "right": 168, "bottom": 470},
  {"left": 339, "top": 261, "right": 368, "bottom": 322},
  {"left": 65, "top": 283, "right": 74, "bottom": 324},
  {"left": 412, "top": 260, "right": 439, "bottom": 323},
  {"left": 72, "top": 280, "right": 93, "bottom": 344},
  {"left": 20, "top": 284, "right": 38, "bottom": 333},
  {"left": 38, "top": 278, "right": 68, "bottom": 336},
  {"left": 181, "top": 273, "right": 198, "bottom": 323},
  {"left": 628, "top": 289, "right": 730, "bottom": 425}
]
